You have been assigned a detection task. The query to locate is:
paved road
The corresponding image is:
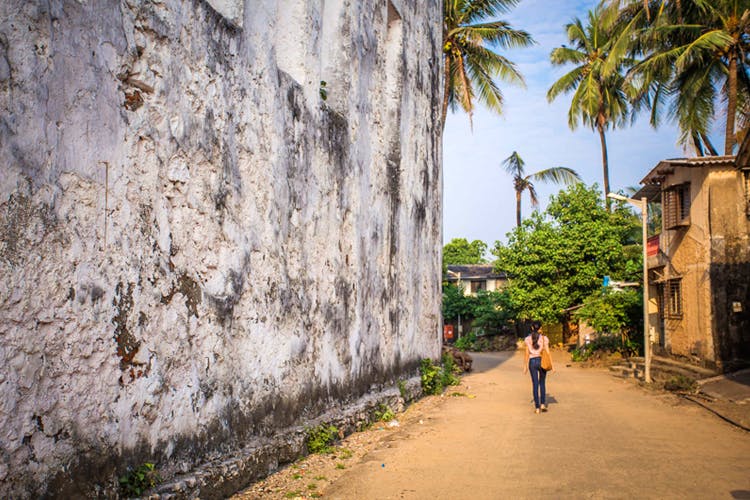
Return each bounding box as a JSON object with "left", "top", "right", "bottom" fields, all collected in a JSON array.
[{"left": 325, "top": 350, "right": 750, "bottom": 499}]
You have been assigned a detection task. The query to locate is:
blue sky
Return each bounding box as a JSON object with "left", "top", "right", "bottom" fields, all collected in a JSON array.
[{"left": 442, "top": 0, "right": 702, "bottom": 249}]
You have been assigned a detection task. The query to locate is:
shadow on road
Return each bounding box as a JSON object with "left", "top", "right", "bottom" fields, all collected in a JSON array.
[{"left": 466, "top": 350, "right": 517, "bottom": 373}]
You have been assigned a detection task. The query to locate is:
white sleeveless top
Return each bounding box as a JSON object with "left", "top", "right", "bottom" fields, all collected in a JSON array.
[{"left": 524, "top": 334, "right": 548, "bottom": 358}]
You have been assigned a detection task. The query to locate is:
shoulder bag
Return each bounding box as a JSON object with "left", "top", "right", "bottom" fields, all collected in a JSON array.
[{"left": 541, "top": 337, "right": 553, "bottom": 371}]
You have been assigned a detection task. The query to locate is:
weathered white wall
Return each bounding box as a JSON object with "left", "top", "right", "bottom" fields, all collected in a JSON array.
[{"left": 0, "top": 0, "right": 442, "bottom": 496}]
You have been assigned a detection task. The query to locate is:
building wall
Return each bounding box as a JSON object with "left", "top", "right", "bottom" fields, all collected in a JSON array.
[
  {"left": 0, "top": 0, "right": 442, "bottom": 496},
  {"left": 708, "top": 170, "right": 750, "bottom": 369},
  {"left": 450, "top": 277, "right": 508, "bottom": 295},
  {"left": 659, "top": 165, "right": 750, "bottom": 369},
  {"left": 659, "top": 168, "right": 714, "bottom": 363}
]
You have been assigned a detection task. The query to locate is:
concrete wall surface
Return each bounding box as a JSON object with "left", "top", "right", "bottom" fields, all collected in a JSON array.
[
  {"left": 708, "top": 169, "right": 750, "bottom": 369},
  {"left": 0, "top": 0, "right": 442, "bottom": 496}
]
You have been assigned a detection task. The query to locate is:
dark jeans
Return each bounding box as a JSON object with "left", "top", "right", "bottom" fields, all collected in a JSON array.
[{"left": 528, "top": 357, "right": 547, "bottom": 409}]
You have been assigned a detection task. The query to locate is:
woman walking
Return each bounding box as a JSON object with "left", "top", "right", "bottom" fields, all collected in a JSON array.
[{"left": 523, "top": 321, "right": 553, "bottom": 414}]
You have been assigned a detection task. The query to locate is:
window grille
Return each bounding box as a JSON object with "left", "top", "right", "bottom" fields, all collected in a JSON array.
[
  {"left": 470, "top": 281, "right": 486, "bottom": 294},
  {"left": 663, "top": 279, "right": 683, "bottom": 318},
  {"left": 663, "top": 183, "right": 690, "bottom": 229}
]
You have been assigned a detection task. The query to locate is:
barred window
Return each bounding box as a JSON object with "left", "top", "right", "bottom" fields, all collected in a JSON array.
[
  {"left": 663, "top": 183, "right": 690, "bottom": 229},
  {"left": 664, "top": 279, "right": 683, "bottom": 318}
]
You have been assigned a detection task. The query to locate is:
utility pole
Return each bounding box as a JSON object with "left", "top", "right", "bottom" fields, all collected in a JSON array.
[{"left": 608, "top": 193, "right": 652, "bottom": 383}]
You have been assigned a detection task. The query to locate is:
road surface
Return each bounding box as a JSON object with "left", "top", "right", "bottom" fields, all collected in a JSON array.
[{"left": 324, "top": 350, "right": 750, "bottom": 499}]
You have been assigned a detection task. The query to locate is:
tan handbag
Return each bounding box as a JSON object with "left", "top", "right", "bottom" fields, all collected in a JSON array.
[{"left": 541, "top": 349, "right": 553, "bottom": 371}]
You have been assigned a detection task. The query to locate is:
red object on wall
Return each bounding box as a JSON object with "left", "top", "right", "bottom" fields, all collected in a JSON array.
[
  {"left": 647, "top": 235, "right": 660, "bottom": 257},
  {"left": 443, "top": 324, "right": 454, "bottom": 340}
]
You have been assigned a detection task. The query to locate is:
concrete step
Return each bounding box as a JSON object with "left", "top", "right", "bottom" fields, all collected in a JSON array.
[
  {"left": 610, "top": 355, "right": 716, "bottom": 383},
  {"left": 651, "top": 355, "right": 716, "bottom": 378},
  {"left": 609, "top": 365, "right": 641, "bottom": 379}
]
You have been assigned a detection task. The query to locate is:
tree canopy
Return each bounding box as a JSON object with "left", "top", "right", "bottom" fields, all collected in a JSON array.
[
  {"left": 547, "top": 5, "right": 635, "bottom": 203},
  {"left": 492, "top": 183, "right": 641, "bottom": 323},
  {"left": 604, "top": 0, "right": 750, "bottom": 154},
  {"left": 442, "top": 0, "right": 534, "bottom": 129},
  {"left": 502, "top": 151, "right": 581, "bottom": 227},
  {"left": 443, "top": 238, "right": 488, "bottom": 266}
]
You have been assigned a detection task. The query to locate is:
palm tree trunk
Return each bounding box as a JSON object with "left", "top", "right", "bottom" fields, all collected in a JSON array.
[
  {"left": 725, "top": 54, "right": 738, "bottom": 155},
  {"left": 441, "top": 57, "right": 450, "bottom": 133},
  {"left": 597, "top": 123, "right": 611, "bottom": 210},
  {"left": 515, "top": 189, "right": 522, "bottom": 227},
  {"left": 691, "top": 133, "right": 705, "bottom": 157},
  {"left": 701, "top": 132, "right": 718, "bottom": 156}
]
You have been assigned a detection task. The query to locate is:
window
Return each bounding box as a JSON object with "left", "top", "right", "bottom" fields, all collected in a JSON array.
[
  {"left": 663, "top": 183, "right": 690, "bottom": 229},
  {"left": 470, "top": 281, "right": 486, "bottom": 294},
  {"left": 662, "top": 279, "right": 683, "bottom": 318}
]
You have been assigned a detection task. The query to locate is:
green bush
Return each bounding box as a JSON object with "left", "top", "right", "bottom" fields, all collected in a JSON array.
[
  {"left": 571, "top": 333, "right": 639, "bottom": 362},
  {"left": 420, "top": 358, "right": 443, "bottom": 395},
  {"left": 397, "top": 380, "right": 407, "bottom": 400},
  {"left": 119, "top": 462, "right": 160, "bottom": 498},
  {"left": 440, "top": 353, "right": 461, "bottom": 387},
  {"left": 453, "top": 332, "right": 477, "bottom": 351},
  {"left": 574, "top": 288, "right": 642, "bottom": 335},
  {"left": 664, "top": 375, "right": 697, "bottom": 393},
  {"left": 420, "top": 357, "right": 460, "bottom": 395},
  {"left": 373, "top": 404, "right": 395, "bottom": 422},
  {"left": 306, "top": 424, "right": 339, "bottom": 454}
]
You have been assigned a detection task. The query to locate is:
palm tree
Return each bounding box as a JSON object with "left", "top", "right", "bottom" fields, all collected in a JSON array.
[
  {"left": 605, "top": 0, "right": 750, "bottom": 155},
  {"left": 547, "top": 6, "right": 633, "bottom": 206},
  {"left": 502, "top": 151, "right": 582, "bottom": 227},
  {"left": 632, "top": 0, "right": 750, "bottom": 154},
  {"left": 442, "top": 0, "right": 534, "bottom": 131}
]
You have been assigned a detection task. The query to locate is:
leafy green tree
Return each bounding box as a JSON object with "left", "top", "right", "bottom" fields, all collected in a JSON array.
[
  {"left": 471, "top": 289, "right": 516, "bottom": 333},
  {"left": 574, "top": 288, "right": 642, "bottom": 334},
  {"left": 442, "top": 282, "right": 475, "bottom": 322},
  {"left": 442, "top": 0, "right": 535, "bottom": 130},
  {"left": 493, "top": 184, "right": 640, "bottom": 323},
  {"left": 547, "top": 5, "right": 634, "bottom": 204},
  {"left": 443, "top": 238, "right": 488, "bottom": 266},
  {"left": 502, "top": 151, "right": 582, "bottom": 227}
]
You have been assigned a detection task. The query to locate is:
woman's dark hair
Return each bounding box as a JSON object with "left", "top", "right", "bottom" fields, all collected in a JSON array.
[{"left": 530, "top": 321, "right": 542, "bottom": 349}]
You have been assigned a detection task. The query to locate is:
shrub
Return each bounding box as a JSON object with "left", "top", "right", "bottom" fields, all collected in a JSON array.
[
  {"left": 420, "top": 357, "right": 461, "bottom": 396},
  {"left": 306, "top": 424, "right": 339, "bottom": 454},
  {"left": 440, "top": 353, "right": 461, "bottom": 387},
  {"left": 574, "top": 288, "right": 642, "bottom": 336},
  {"left": 663, "top": 375, "right": 697, "bottom": 393},
  {"left": 420, "top": 358, "right": 443, "bottom": 395},
  {"left": 119, "top": 463, "right": 160, "bottom": 498},
  {"left": 453, "top": 332, "right": 477, "bottom": 351},
  {"left": 373, "top": 404, "right": 395, "bottom": 422},
  {"left": 571, "top": 333, "right": 639, "bottom": 362},
  {"left": 397, "top": 379, "right": 407, "bottom": 400}
]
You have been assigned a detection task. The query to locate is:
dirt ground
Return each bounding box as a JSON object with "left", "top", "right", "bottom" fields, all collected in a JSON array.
[{"left": 235, "top": 350, "right": 750, "bottom": 499}]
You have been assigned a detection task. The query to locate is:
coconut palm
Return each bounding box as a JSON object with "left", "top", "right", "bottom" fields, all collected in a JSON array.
[
  {"left": 442, "top": 0, "right": 535, "bottom": 131},
  {"left": 634, "top": 0, "right": 750, "bottom": 154},
  {"left": 502, "top": 151, "right": 582, "bottom": 227},
  {"left": 605, "top": 0, "right": 750, "bottom": 155},
  {"left": 547, "top": 6, "right": 634, "bottom": 206}
]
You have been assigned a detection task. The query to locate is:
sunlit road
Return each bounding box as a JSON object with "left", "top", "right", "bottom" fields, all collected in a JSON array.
[{"left": 325, "top": 350, "right": 750, "bottom": 499}]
